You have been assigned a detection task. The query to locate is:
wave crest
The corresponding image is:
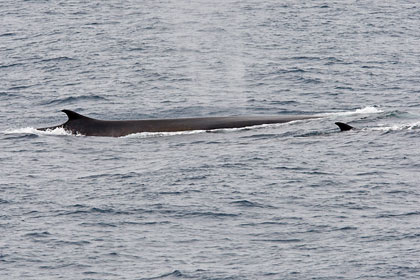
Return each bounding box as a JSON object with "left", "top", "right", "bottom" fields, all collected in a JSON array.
[
  {"left": 320, "top": 106, "right": 383, "bottom": 117},
  {"left": 371, "top": 121, "right": 420, "bottom": 132}
]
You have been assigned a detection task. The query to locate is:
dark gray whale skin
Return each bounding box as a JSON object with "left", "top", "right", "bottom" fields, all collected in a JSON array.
[
  {"left": 335, "top": 122, "right": 354, "bottom": 131},
  {"left": 38, "top": 110, "right": 320, "bottom": 137}
]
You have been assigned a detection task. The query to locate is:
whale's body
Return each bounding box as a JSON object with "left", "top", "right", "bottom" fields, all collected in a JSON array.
[{"left": 38, "top": 110, "right": 319, "bottom": 137}]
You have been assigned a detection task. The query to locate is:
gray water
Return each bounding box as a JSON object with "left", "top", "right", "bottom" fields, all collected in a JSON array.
[{"left": 1, "top": 0, "right": 420, "bottom": 279}]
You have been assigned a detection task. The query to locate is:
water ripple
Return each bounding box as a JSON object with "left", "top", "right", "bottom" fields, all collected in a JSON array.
[
  {"left": 40, "top": 95, "right": 107, "bottom": 105},
  {"left": 2, "top": 1, "right": 420, "bottom": 279}
]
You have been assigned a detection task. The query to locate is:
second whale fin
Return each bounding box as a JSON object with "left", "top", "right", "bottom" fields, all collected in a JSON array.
[{"left": 335, "top": 122, "right": 354, "bottom": 131}]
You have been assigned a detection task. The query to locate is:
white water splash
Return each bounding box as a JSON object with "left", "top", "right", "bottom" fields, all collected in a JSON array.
[
  {"left": 320, "top": 106, "right": 383, "bottom": 117},
  {"left": 370, "top": 121, "right": 420, "bottom": 132},
  {"left": 3, "top": 127, "right": 73, "bottom": 136},
  {"left": 122, "top": 129, "right": 207, "bottom": 138},
  {"left": 121, "top": 121, "right": 304, "bottom": 138}
]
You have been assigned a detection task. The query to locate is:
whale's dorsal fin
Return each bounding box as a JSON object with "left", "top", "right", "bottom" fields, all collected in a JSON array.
[
  {"left": 335, "top": 122, "right": 354, "bottom": 131},
  {"left": 62, "top": 109, "right": 92, "bottom": 121}
]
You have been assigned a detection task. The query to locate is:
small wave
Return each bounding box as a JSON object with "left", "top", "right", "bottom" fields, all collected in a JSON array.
[
  {"left": 230, "top": 200, "right": 271, "bottom": 208},
  {"left": 24, "top": 231, "right": 51, "bottom": 238},
  {"left": 139, "top": 270, "right": 183, "bottom": 280},
  {"left": 80, "top": 222, "right": 117, "bottom": 227},
  {"left": 377, "top": 211, "right": 420, "bottom": 218},
  {"left": 40, "top": 56, "right": 76, "bottom": 63},
  {"left": 8, "top": 85, "right": 33, "bottom": 90},
  {"left": 252, "top": 238, "right": 302, "bottom": 243},
  {"left": 3, "top": 133, "right": 40, "bottom": 140},
  {"left": 0, "top": 62, "right": 24, "bottom": 69},
  {"left": 180, "top": 211, "right": 238, "bottom": 218},
  {"left": 55, "top": 240, "right": 91, "bottom": 246},
  {"left": 0, "top": 32, "right": 16, "bottom": 37},
  {"left": 3, "top": 127, "right": 73, "bottom": 136},
  {"left": 41, "top": 95, "right": 107, "bottom": 105},
  {"left": 0, "top": 198, "right": 10, "bottom": 204},
  {"left": 0, "top": 92, "right": 20, "bottom": 99},
  {"left": 337, "top": 226, "right": 358, "bottom": 231},
  {"left": 55, "top": 207, "right": 130, "bottom": 217},
  {"left": 320, "top": 106, "right": 383, "bottom": 117},
  {"left": 128, "top": 47, "right": 146, "bottom": 51}
]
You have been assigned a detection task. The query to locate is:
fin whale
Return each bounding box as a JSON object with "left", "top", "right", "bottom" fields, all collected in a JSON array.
[{"left": 38, "top": 110, "right": 320, "bottom": 137}]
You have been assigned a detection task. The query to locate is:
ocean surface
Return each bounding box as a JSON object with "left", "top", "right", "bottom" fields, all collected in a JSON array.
[{"left": 1, "top": 0, "right": 420, "bottom": 279}]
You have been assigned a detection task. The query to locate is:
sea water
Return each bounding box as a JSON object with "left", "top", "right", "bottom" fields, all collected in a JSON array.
[{"left": 1, "top": 1, "right": 420, "bottom": 279}]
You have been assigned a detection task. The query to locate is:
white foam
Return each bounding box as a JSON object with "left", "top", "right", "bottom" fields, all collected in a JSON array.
[
  {"left": 122, "top": 129, "right": 207, "bottom": 138},
  {"left": 370, "top": 121, "right": 420, "bottom": 132},
  {"left": 121, "top": 122, "right": 299, "bottom": 138},
  {"left": 320, "top": 106, "right": 383, "bottom": 117},
  {"left": 3, "top": 127, "right": 73, "bottom": 136}
]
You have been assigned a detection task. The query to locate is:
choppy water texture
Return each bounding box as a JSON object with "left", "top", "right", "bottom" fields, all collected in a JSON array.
[{"left": 1, "top": 0, "right": 420, "bottom": 279}]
